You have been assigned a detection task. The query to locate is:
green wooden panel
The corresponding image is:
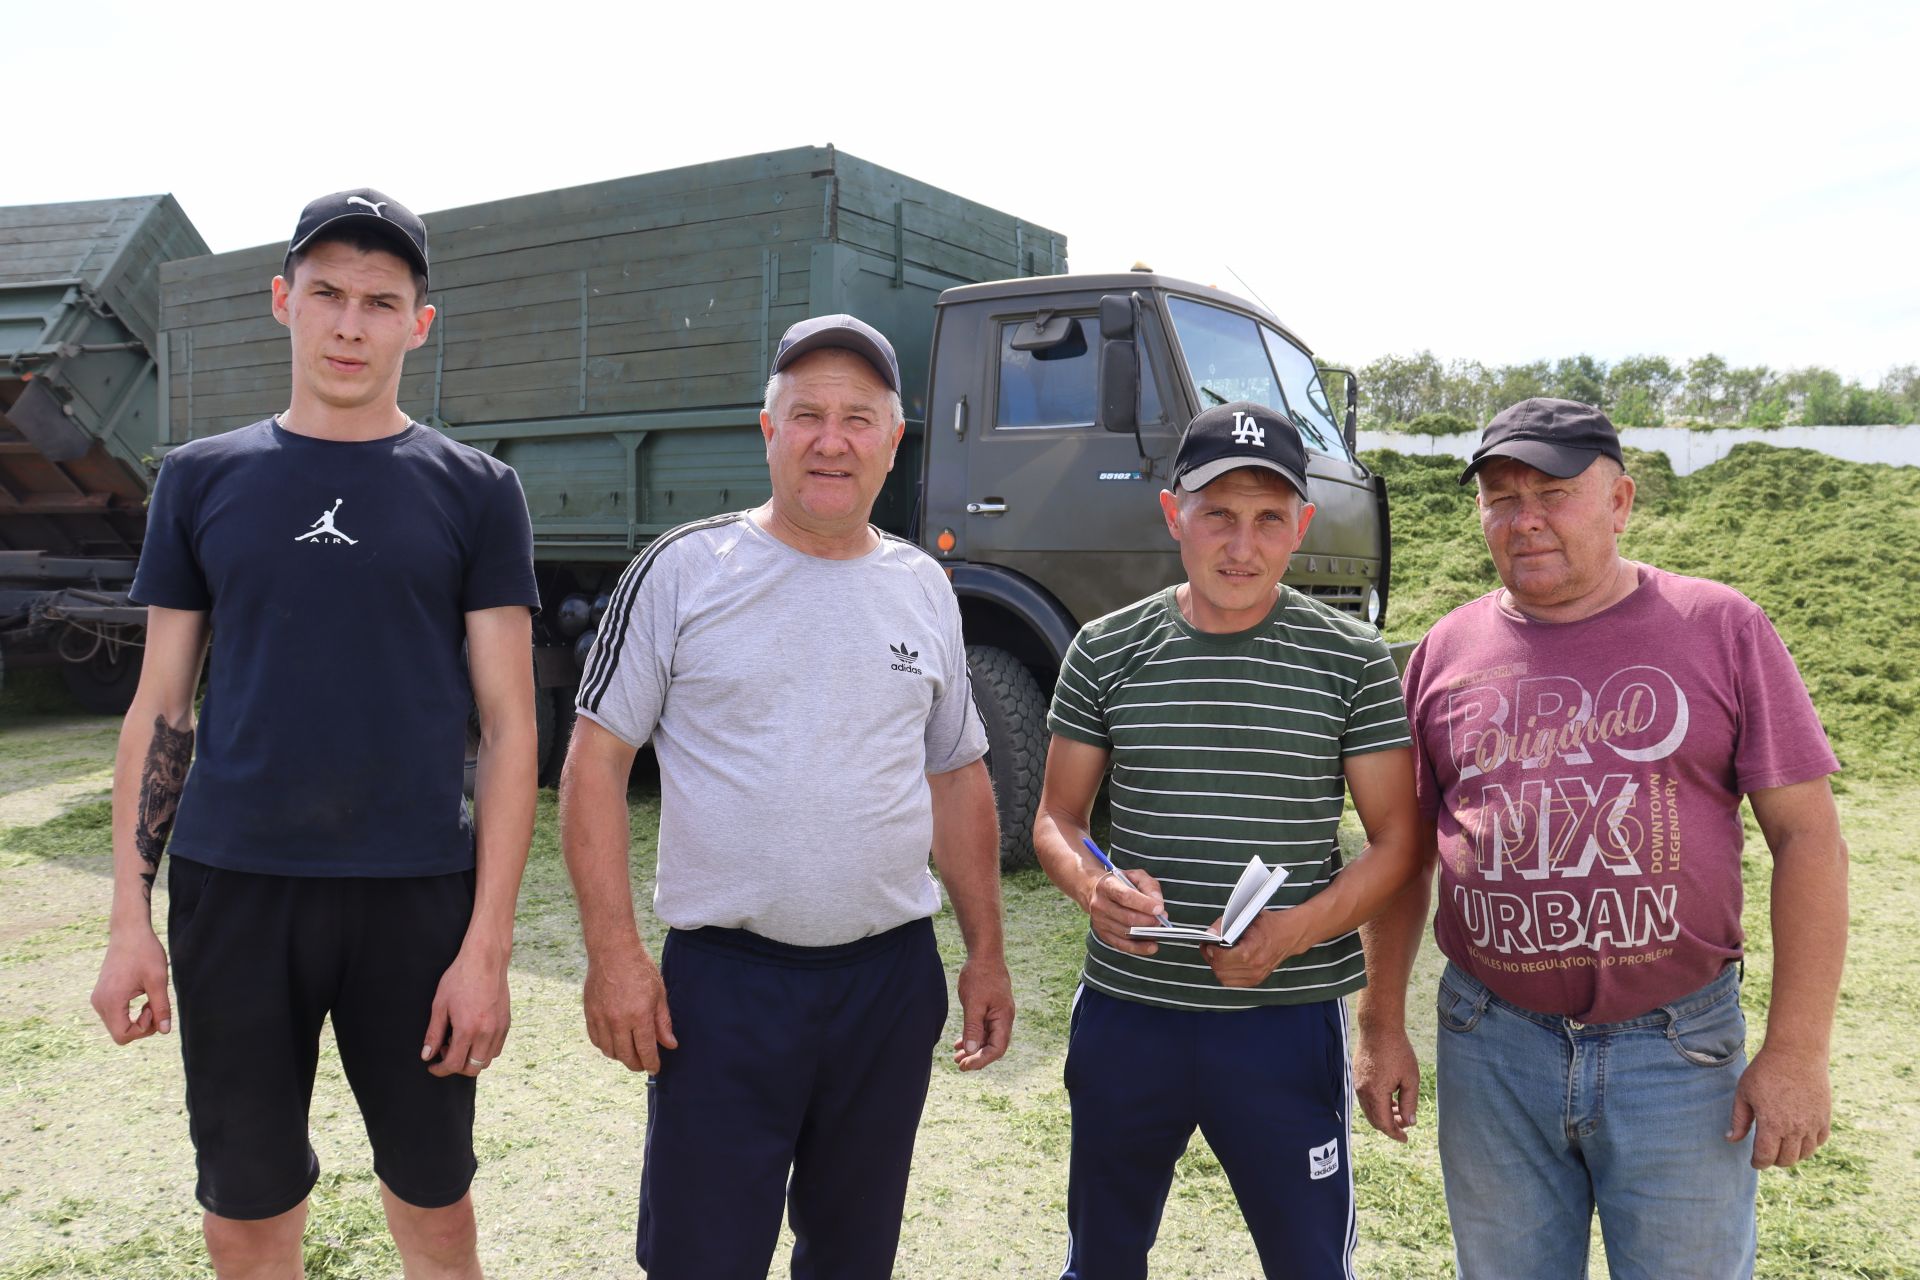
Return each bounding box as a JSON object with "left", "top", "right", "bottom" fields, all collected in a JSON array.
[
  {"left": 162, "top": 331, "right": 284, "bottom": 375},
  {"left": 0, "top": 196, "right": 149, "bottom": 284},
  {"left": 497, "top": 433, "right": 632, "bottom": 528},
  {"left": 422, "top": 147, "right": 833, "bottom": 234},
  {"left": 835, "top": 166, "right": 1053, "bottom": 266},
  {"left": 158, "top": 244, "right": 281, "bottom": 313},
  {"left": 425, "top": 212, "right": 814, "bottom": 294},
  {"left": 835, "top": 208, "right": 1023, "bottom": 286},
  {"left": 0, "top": 283, "right": 70, "bottom": 352},
  {"left": 427, "top": 369, "right": 755, "bottom": 427},
  {"left": 160, "top": 311, "right": 281, "bottom": 354},
  {"left": 640, "top": 423, "right": 770, "bottom": 524},
  {"left": 93, "top": 195, "right": 208, "bottom": 347},
  {"left": 425, "top": 175, "right": 830, "bottom": 263}
]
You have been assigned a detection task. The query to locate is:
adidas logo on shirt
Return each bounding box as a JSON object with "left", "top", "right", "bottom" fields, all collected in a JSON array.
[{"left": 888, "top": 642, "right": 922, "bottom": 675}]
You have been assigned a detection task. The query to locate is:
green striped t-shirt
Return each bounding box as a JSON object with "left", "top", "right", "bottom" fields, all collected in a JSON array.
[{"left": 1048, "top": 585, "right": 1410, "bottom": 1010}]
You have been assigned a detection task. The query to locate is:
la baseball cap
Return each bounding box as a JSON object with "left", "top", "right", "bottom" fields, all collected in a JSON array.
[
  {"left": 1460, "top": 397, "right": 1624, "bottom": 484},
  {"left": 284, "top": 188, "right": 430, "bottom": 287},
  {"left": 771, "top": 313, "right": 901, "bottom": 393},
  {"left": 1172, "top": 401, "right": 1311, "bottom": 501}
]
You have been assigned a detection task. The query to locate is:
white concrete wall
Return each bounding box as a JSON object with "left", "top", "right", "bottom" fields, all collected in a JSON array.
[{"left": 1357, "top": 424, "right": 1920, "bottom": 475}]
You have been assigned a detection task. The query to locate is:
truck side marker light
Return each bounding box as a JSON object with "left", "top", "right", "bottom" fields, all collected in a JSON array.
[{"left": 936, "top": 529, "right": 956, "bottom": 553}]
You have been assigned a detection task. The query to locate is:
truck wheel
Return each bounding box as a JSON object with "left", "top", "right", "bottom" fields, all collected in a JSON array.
[
  {"left": 967, "top": 644, "right": 1049, "bottom": 872},
  {"left": 60, "top": 634, "right": 143, "bottom": 715}
]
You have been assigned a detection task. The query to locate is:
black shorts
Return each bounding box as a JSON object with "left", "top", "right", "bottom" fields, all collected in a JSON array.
[{"left": 167, "top": 856, "right": 478, "bottom": 1220}]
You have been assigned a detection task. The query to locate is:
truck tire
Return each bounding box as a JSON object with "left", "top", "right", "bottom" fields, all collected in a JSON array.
[
  {"left": 60, "top": 635, "right": 143, "bottom": 715},
  {"left": 966, "top": 644, "right": 1049, "bottom": 872}
]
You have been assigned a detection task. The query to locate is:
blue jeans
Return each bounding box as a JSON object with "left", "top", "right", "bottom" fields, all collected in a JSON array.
[{"left": 1435, "top": 962, "right": 1756, "bottom": 1280}]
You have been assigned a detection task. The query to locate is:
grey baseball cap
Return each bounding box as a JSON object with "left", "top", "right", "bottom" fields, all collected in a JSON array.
[{"left": 771, "top": 313, "right": 901, "bottom": 392}]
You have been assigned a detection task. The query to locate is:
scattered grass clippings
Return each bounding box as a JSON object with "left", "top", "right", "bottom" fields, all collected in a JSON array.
[{"left": 0, "top": 799, "right": 113, "bottom": 864}]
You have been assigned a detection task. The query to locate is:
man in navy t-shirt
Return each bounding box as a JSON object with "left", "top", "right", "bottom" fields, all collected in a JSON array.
[{"left": 90, "top": 189, "right": 539, "bottom": 1279}]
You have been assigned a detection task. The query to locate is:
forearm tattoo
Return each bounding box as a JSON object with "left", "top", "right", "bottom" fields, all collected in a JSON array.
[{"left": 136, "top": 716, "right": 194, "bottom": 900}]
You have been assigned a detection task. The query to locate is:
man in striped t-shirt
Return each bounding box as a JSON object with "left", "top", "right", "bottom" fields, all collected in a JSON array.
[{"left": 1036, "top": 401, "right": 1421, "bottom": 1279}]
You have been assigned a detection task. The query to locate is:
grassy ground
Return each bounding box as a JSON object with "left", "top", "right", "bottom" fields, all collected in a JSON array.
[{"left": 1, "top": 705, "right": 1915, "bottom": 1278}]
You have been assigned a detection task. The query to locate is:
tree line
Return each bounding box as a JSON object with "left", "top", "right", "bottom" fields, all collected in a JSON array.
[{"left": 1323, "top": 352, "right": 1920, "bottom": 434}]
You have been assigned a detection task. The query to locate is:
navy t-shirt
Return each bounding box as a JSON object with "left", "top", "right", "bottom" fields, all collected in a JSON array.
[{"left": 131, "top": 418, "right": 539, "bottom": 877}]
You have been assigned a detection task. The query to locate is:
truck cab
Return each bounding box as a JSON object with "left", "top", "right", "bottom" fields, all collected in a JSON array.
[{"left": 916, "top": 273, "right": 1390, "bottom": 865}]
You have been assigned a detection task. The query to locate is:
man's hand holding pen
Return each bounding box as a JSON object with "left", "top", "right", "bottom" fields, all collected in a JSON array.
[{"left": 1080, "top": 835, "right": 1169, "bottom": 955}]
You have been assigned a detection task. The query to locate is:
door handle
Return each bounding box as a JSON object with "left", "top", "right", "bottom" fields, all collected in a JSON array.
[{"left": 967, "top": 499, "right": 1008, "bottom": 515}]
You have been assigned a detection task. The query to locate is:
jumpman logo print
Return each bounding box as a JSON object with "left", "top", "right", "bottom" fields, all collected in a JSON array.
[
  {"left": 346, "top": 195, "right": 389, "bottom": 218},
  {"left": 294, "top": 498, "right": 358, "bottom": 545}
]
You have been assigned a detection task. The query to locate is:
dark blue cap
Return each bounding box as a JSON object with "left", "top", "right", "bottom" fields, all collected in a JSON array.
[
  {"left": 285, "top": 188, "right": 430, "bottom": 287},
  {"left": 771, "top": 313, "right": 900, "bottom": 392}
]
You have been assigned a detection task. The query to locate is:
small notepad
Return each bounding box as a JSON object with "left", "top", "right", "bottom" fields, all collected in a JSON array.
[{"left": 1128, "top": 855, "right": 1290, "bottom": 947}]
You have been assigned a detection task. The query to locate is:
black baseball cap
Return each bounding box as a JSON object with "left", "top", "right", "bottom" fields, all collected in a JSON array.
[
  {"left": 771, "top": 313, "right": 901, "bottom": 393},
  {"left": 1172, "top": 401, "right": 1311, "bottom": 501},
  {"left": 1460, "top": 397, "right": 1624, "bottom": 484},
  {"left": 284, "top": 188, "right": 430, "bottom": 288}
]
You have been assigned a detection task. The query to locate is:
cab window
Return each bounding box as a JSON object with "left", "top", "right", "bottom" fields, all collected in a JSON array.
[{"left": 994, "top": 313, "right": 1163, "bottom": 430}]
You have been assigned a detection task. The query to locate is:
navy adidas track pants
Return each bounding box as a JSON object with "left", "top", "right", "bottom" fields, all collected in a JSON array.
[
  {"left": 635, "top": 917, "right": 948, "bottom": 1279},
  {"left": 1060, "top": 985, "right": 1357, "bottom": 1280}
]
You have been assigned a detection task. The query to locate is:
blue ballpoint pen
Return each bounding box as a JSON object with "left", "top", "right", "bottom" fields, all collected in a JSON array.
[{"left": 1081, "top": 835, "right": 1171, "bottom": 926}]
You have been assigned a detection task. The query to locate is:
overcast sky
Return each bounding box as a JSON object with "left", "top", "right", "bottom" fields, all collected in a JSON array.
[{"left": 14, "top": 0, "right": 1914, "bottom": 381}]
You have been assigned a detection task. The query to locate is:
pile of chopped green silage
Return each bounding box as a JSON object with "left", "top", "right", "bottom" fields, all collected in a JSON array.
[{"left": 1363, "top": 442, "right": 1920, "bottom": 781}]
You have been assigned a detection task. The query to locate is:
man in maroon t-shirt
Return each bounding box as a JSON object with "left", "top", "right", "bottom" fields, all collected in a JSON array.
[{"left": 1353, "top": 399, "right": 1847, "bottom": 1279}]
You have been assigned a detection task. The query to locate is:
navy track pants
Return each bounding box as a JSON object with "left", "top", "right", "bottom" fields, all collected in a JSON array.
[
  {"left": 635, "top": 917, "right": 948, "bottom": 1279},
  {"left": 1061, "top": 985, "right": 1356, "bottom": 1280}
]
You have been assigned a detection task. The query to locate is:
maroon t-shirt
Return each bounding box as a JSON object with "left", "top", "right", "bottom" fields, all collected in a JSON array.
[{"left": 1404, "top": 565, "right": 1838, "bottom": 1022}]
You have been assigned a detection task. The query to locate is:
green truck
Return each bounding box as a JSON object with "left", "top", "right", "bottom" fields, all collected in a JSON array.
[
  {"left": 0, "top": 194, "right": 207, "bottom": 709},
  {"left": 11, "top": 147, "right": 1391, "bottom": 866}
]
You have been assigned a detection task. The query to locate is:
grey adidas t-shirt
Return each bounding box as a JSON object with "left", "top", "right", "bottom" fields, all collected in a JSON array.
[{"left": 576, "top": 513, "right": 988, "bottom": 946}]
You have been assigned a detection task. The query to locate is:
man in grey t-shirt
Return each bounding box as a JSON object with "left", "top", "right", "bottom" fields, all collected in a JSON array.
[{"left": 559, "top": 314, "right": 1014, "bottom": 1279}]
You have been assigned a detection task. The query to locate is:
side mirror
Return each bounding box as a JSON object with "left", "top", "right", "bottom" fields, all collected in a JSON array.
[
  {"left": 1320, "top": 366, "right": 1361, "bottom": 454},
  {"left": 1098, "top": 293, "right": 1139, "bottom": 437}
]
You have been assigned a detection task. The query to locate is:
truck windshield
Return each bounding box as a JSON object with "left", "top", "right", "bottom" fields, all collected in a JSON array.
[
  {"left": 1166, "top": 296, "right": 1347, "bottom": 459},
  {"left": 1260, "top": 328, "right": 1347, "bottom": 458},
  {"left": 1166, "top": 296, "right": 1285, "bottom": 415}
]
